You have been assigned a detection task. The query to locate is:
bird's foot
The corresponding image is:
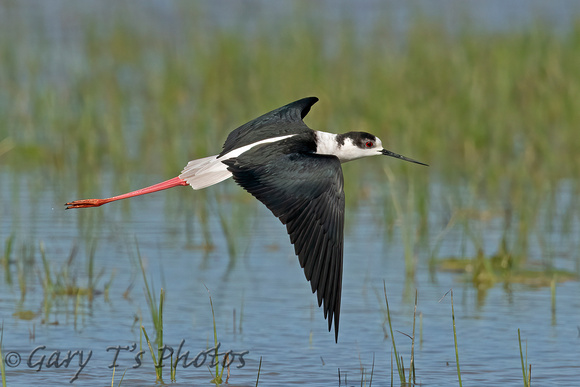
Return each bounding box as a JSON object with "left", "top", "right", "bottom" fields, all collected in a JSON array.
[{"left": 65, "top": 199, "right": 108, "bottom": 209}]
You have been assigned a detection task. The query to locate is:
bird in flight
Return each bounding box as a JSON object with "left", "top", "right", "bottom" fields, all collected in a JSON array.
[{"left": 66, "top": 97, "right": 427, "bottom": 342}]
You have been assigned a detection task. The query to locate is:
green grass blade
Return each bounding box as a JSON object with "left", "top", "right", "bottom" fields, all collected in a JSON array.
[
  {"left": 518, "top": 329, "right": 529, "bottom": 387},
  {"left": 204, "top": 285, "right": 223, "bottom": 385},
  {"left": 135, "top": 238, "right": 160, "bottom": 338},
  {"left": 369, "top": 352, "right": 375, "bottom": 387},
  {"left": 0, "top": 322, "right": 6, "bottom": 387},
  {"left": 157, "top": 288, "right": 164, "bottom": 379},
  {"left": 383, "top": 281, "right": 404, "bottom": 382},
  {"left": 409, "top": 289, "right": 417, "bottom": 384},
  {"left": 451, "top": 290, "right": 462, "bottom": 387},
  {"left": 550, "top": 276, "right": 556, "bottom": 325},
  {"left": 2, "top": 234, "right": 14, "bottom": 285},
  {"left": 116, "top": 367, "right": 127, "bottom": 387},
  {"left": 390, "top": 349, "right": 393, "bottom": 387},
  {"left": 141, "top": 325, "right": 161, "bottom": 381},
  {"left": 255, "top": 356, "right": 262, "bottom": 387}
]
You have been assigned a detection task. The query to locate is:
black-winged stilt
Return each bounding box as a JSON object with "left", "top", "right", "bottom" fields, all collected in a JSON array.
[{"left": 66, "top": 97, "right": 427, "bottom": 341}]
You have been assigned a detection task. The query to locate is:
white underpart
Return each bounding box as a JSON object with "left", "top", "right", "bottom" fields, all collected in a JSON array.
[
  {"left": 314, "top": 131, "right": 341, "bottom": 157},
  {"left": 179, "top": 134, "right": 296, "bottom": 190},
  {"left": 315, "top": 131, "right": 384, "bottom": 163}
]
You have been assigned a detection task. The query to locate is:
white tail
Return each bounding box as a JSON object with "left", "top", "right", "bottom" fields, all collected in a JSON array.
[
  {"left": 178, "top": 155, "right": 232, "bottom": 190},
  {"left": 179, "top": 135, "right": 298, "bottom": 190}
]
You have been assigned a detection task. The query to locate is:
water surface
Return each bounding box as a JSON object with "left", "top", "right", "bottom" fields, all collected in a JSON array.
[{"left": 1, "top": 172, "right": 579, "bottom": 386}]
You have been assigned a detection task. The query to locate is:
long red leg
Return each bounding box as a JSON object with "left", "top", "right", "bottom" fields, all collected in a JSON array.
[{"left": 65, "top": 176, "right": 188, "bottom": 209}]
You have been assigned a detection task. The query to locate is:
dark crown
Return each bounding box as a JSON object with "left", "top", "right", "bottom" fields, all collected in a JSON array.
[{"left": 336, "top": 131, "right": 377, "bottom": 148}]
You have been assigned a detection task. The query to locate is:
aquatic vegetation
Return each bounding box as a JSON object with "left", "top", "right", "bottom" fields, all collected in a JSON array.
[
  {"left": 0, "top": 237, "right": 110, "bottom": 324},
  {"left": 518, "top": 329, "right": 532, "bottom": 387},
  {"left": 110, "top": 366, "right": 127, "bottom": 387},
  {"left": 255, "top": 356, "right": 262, "bottom": 387},
  {"left": 205, "top": 285, "right": 226, "bottom": 385},
  {"left": 382, "top": 282, "right": 418, "bottom": 384},
  {"left": 38, "top": 242, "right": 106, "bottom": 321},
  {"left": 0, "top": 323, "right": 6, "bottom": 387},
  {"left": 450, "top": 290, "right": 462, "bottom": 387},
  {"left": 135, "top": 236, "right": 237, "bottom": 384},
  {"left": 135, "top": 240, "right": 170, "bottom": 381},
  {"left": 141, "top": 324, "right": 163, "bottom": 381},
  {"left": 1, "top": 235, "right": 14, "bottom": 285},
  {"left": 437, "top": 248, "right": 577, "bottom": 290}
]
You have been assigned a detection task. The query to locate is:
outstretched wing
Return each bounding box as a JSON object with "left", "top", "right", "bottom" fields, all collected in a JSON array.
[
  {"left": 223, "top": 143, "right": 345, "bottom": 342},
  {"left": 219, "top": 97, "right": 318, "bottom": 157}
]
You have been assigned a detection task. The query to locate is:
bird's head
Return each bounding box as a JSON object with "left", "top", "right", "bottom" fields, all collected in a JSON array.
[{"left": 336, "top": 131, "right": 428, "bottom": 166}]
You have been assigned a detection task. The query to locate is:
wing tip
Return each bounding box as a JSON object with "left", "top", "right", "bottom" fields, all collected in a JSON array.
[
  {"left": 329, "top": 305, "right": 340, "bottom": 343},
  {"left": 295, "top": 96, "right": 319, "bottom": 119}
]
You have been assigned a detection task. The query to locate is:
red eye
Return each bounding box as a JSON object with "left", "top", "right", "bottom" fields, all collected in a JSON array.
[{"left": 365, "top": 141, "right": 374, "bottom": 148}]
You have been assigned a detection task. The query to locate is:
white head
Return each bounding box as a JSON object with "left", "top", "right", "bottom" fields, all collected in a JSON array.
[
  {"left": 318, "top": 131, "right": 428, "bottom": 165},
  {"left": 330, "top": 132, "right": 383, "bottom": 162}
]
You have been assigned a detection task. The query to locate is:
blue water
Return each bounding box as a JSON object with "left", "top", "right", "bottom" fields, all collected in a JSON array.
[{"left": 1, "top": 170, "right": 579, "bottom": 386}]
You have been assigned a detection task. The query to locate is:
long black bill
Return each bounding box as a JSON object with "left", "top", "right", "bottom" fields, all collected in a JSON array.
[{"left": 381, "top": 149, "right": 429, "bottom": 166}]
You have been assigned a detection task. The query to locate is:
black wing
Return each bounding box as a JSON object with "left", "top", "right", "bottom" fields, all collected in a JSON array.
[
  {"left": 219, "top": 97, "right": 318, "bottom": 157},
  {"left": 223, "top": 143, "right": 345, "bottom": 342}
]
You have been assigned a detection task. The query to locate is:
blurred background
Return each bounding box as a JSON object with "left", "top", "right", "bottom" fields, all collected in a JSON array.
[{"left": 1, "top": 1, "right": 579, "bottom": 385}]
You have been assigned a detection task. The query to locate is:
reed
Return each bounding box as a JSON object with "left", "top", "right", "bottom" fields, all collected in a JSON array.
[
  {"left": 409, "top": 290, "right": 417, "bottom": 385},
  {"left": 550, "top": 276, "right": 556, "bottom": 325},
  {"left": 0, "top": 323, "right": 6, "bottom": 387},
  {"left": 141, "top": 325, "right": 162, "bottom": 381},
  {"left": 135, "top": 240, "right": 161, "bottom": 340},
  {"left": 36, "top": 242, "right": 105, "bottom": 322},
  {"left": 255, "top": 356, "right": 262, "bottom": 387},
  {"left": 383, "top": 282, "right": 405, "bottom": 383},
  {"left": 205, "top": 285, "right": 227, "bottom": 385},
  {"left": 450, "top": 290, "right": 463, "bottom": 387},
  {"left": 134, "top": 240, "right": 172, "bottom": 381},
  {"left": 138, "top": 289, "right": 167, "bottom": 381},
  {"left": 518, "top": 329, "right": 531, "bottom": 387},
  {"left": 110, "top": 366, "right": 127, "bottom": 387},
  {"left": 1, "top": 235, "right": 14, "bottom": 285}
]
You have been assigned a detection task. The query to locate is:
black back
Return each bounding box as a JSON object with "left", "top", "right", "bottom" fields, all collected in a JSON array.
[{"left": 219, "top": 97, "right": 318, "bottom": 157}]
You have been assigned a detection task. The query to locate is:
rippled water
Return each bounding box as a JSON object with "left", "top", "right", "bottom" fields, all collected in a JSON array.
[{"left": 1, "top": 171, "right": 579, "bottom": 386}]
